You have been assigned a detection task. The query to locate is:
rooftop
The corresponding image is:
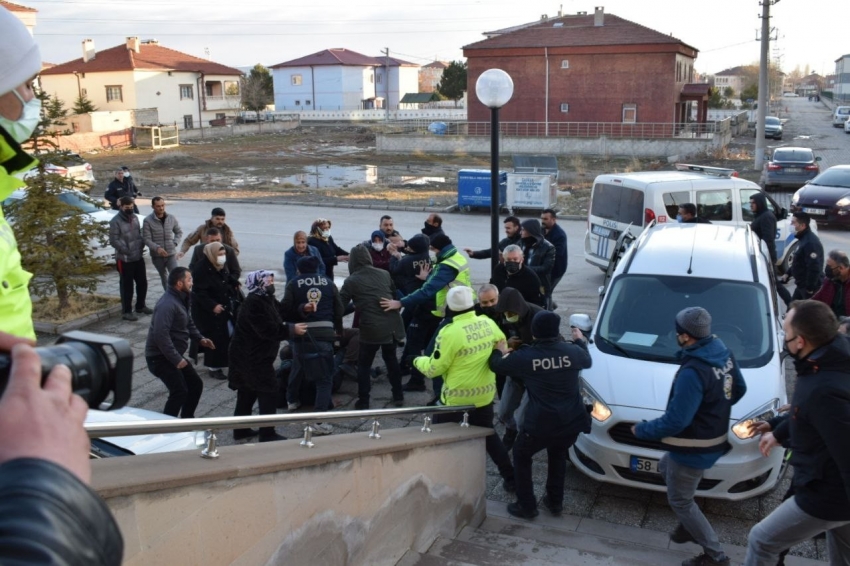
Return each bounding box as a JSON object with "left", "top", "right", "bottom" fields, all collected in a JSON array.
[
  {"left": 0, "top": 1, "right": 37, "bottom": 12},
  {"left": 270, "top": 48, "right": 414, "bottom": 69}
]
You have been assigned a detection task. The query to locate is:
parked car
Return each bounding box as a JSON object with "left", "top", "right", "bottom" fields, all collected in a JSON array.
[
  {"left": 573, "top": 223, "right": 787, "bottom": 500},
  {"left": 832, "top": 106, "right": 850, "bottom": 127},
  {"left": 790, "top": 165, "right": 850, "bottom": 227},
  {"left": 763, "top": 116, "right": 783, "bottom": 139},
  {"left": 764, "top": 147, "right": 821, "bottom": 190},
  {"left": 844, "top": 119, "right": 850, "bottom": 134},
  {"left": 87, "top": 406, "right": 201, "bottom": 458},
  {"left": 23, "top": 152, "right": 96, "bottom": 189}
]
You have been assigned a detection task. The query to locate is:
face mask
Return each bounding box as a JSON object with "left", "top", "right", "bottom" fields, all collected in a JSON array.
[
  {"left": 481, "top": 306, "right": 499, "bottom": 318},
  {"left": 121, "top": 208, "right": 134, "bottom": 216},
  {"left": 676, "top": 214, "right": 683, "bottom": 223},
  {"left": 123, "top": 171, "right": 131, "bottom": 177},
  {"left": 429, "top": 253, "right": 438, "bottom": 263},
  {"left": 264, "top": 284, "right": 275, "bottom": 295},
  {"left": 216, "top": 255, "right": 227, "bottom": 266},
  {"left": 423, "top": 222, "right": 437, "bottom": 234},
  {"left": 0, "top": 90, "right": 41, "bottom": 143},
  {"left": 320, "top": 229, "right": 330, "bottom": 238},
  {"left": 824, "top": 266, "right": 835, "bottom": 280},
  {"left": 505, "top": 261, "right": 520, "bottom": 274},
  {"left": 372, "top": 242, "right": 384, "bottom": 252},
  {"left": 505, "top": 314, "right": 519, "bottom": 323}
]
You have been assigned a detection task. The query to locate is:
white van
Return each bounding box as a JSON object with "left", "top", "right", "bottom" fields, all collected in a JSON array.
[
  {"left": 572, "top": 223, "right": 787, "bottom": 500},
  {"left": 833, "top": 106, "right": 850, "bottom": 127},
  {"left": 583, "top": 164, "right": 797, "bottom": 272}
]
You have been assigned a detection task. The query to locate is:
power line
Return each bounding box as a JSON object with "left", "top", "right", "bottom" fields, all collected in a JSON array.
[{"left": 35, "top": 29, "right": 488, "bottom": 36}]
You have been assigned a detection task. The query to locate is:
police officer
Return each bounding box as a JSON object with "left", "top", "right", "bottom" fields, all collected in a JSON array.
[
  {"left": 489, "top": 311, "right": 591, "bottom": 519},
  {"left": 280, "top": 255, "right": 344, "bottom": 435},
  {"left": 782, "top": 212, "right": 824, "bottom": 302}
]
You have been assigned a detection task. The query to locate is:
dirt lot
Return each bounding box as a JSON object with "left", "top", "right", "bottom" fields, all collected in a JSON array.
[{"left": 85, "top": 124, "right": 761, "bottom": 215}]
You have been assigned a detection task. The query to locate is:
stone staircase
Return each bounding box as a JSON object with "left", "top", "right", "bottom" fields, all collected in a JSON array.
[{"left": 397, "top": 500, "right": 824, "bottom": 566}]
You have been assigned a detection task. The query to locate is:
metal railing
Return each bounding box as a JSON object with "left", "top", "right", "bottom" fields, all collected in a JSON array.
[
  {"left": 386, "top": 120, "right": 726, "bottom": 139},
  {"left": 85, "top": 405, "right": 476, "bottom": 459}
]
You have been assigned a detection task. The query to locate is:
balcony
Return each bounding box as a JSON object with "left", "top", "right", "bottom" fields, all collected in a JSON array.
[{"left": 204, "top": 95, "right": 242, "bottom": 111}]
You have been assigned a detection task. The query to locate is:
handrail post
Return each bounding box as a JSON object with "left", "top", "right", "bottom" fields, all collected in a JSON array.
[
  {"left": 421, "top": 415, "right": 432, "bottom": 433},
  {"left": 200, "top": 429, "right": 219, "bottom": 459},
  {"left": 369, "top": 419, "right": 382, "bottom": 439},
  {"left": 461, "top": 412, "right": 470, "bottom": 428},
  {"left": 300, "top": 425, "right": 315, "bottom": 448}
]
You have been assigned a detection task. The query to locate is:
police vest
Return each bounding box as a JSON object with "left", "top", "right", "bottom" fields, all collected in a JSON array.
[
  {"left": 432, "top": 251, "right": 473, "bottom": 317},
  {"left": 291, "top": 273, "right": 335, "bottom": 327},
  {"left": 661, "top": 355, "right": 735, "bottom": 454}
]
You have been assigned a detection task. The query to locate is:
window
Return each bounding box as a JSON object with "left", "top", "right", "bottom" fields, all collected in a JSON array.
[
  {"left": 560, "top": 59, "right": 569, "bottom": 69},
  {"left": 183, "top": 115, "right": 193, "bottom": 129},
  {"left": 559, "top": 103, "right": 569, "bottom": 113},
  {"left": 696, "top": 189, "right": 733, "bottom": 221},
  {"left": 291, "top": 74, "right": 302, "bottom": 86},
  {"left": 179, "top": 85, "right": 194, "bottom": 100},
  {"left": 662, "top": 191, "right": 690, "bottom": 220},
  {"left": 306, "top": 100, "right": 311, "bottom": 106},
  {"left": 80, "top": 88, "right": 87, "bottom": 96},
  {"left": 215, "top": 113, "right": 225, "bottom": 119},
  {"left": 105, "top": 86, "right": 123, "bottom": 102},
  {"left": 295, "top": 100, "right": 300, "bottom": 106},
  {"left": 590, "top": 183, "right": 644, "bottom": 227},
  {"left": 622, "top": 104, "right": 637, "bottom": 123}
]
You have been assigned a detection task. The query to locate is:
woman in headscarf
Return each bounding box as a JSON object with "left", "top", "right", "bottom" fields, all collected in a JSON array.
[
  {"left": 307, "top": 218, "right": 349, "bottom": 279},
  {"left": 191, "top": 241, "right": 241, "bottom": 379},
  {"left": 283, "top": 230, "right": 325, "bottom": 282},
  {"left": 228, "top": 270, "right": 306, "bottom": 442}
]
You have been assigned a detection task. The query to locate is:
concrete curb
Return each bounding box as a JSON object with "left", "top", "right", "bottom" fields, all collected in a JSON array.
[{"left": 33, "top": 302, "right": 123, "bottom": 335}]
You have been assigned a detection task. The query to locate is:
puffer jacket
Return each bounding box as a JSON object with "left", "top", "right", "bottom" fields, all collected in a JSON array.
[
  {"left": 340, "top": 244, "right": 406, "bottom": 344},
  {"left": 108, "top": 210, "right": 144, "bottom": 262},
  {"left": 520, "top": 219, "right": 556, "bottom": 294},
  {"left": 142, "top": 212, "right": 182, "bottom": 257}
]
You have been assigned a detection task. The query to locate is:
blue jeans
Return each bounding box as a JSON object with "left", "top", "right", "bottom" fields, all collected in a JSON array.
[
  {"left": 513, "top": 430, "right": 577, "bottom": 512},
  {"left": 745, "top": 496, "right": 850, "bottom": 566},
  {"left": 659, "top": 453, "right": 726, "bottom": 562},
  {"left": 287, "top": 339, "right": 334, "bottom": 412}
]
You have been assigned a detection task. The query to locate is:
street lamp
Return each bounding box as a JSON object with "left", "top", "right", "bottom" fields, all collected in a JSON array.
[{"left": 475, "top": 69, "right": 514, "bottom": 274}]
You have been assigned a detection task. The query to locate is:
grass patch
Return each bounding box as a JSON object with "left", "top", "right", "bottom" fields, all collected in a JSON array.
[{"left": 32, "top": 294, "right": 120, "bottom": 324}]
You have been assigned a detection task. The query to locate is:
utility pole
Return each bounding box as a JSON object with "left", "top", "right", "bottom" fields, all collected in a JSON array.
[
  {"left": 383, "top": 48, "right": 390, "bottom": 122},
  {"left": 755, "top": 0, "right": 779, "bottom": 171}
]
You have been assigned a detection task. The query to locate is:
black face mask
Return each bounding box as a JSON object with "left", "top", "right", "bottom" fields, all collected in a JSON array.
[
  {"left": 120, "top": 208, "right": 133, "bottom": 217},
  {"left": 522, "top": 236, "right": 536, "bottom": 246},
  {"left": 265, "top": 284, "right": 276, "bottom": 296},
  {"left": 422, "top": 222, "right": 439, "bottom": 235},
  {"left": 480, "top": 306, "right": 499, "bottom": 319},
  {"left": 505, "top": 261, "right": 521, "bottom": 274}
]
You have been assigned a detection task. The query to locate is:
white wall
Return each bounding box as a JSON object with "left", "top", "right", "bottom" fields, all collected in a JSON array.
[
  {"left": 41, "top": 70, "right": 138, "bottom": 113},
  {"left": 396, "top": 67, "right": 420, "bottom": 109},
  {"left": 134, "top": 70, "right": 201, "bottom": 126}
]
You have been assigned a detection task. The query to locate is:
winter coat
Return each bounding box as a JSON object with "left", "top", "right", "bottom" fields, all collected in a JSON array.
[
  {"left": 366, "top": 244, "right": 392, "bottom": 272},
  {"left": 790, "top": 226, "right": 824, "bottom": 294},
  {"left": 108, "top": 210, "right": 144, "bottom": 262},
  {"left": 749, "top": 192, "right": 777, "bottom": 264},
  {"left": 180, "top": 220, "right": 239, "bottom": 255},
  {"left": 191, "top": 258, "right": 241, "bottom": 368},
  {"left": 773, "top": 335, "right": 850, "bottom": 521},
  {"left": 189, "top": 242, "right": 241, "bottom": 279},
  {"left": 283, "top": 244, "right": 325, "bottom": 282},
  {"left": 104, "top": 177, "right": 138, "bottom": 210},
  {"left": 490, "top": 263, "right": 545, "bottom": 307},
  {"left": 496, "top": 287, "right": 544, "bottom": 346},
  {"left": 308, "top": 234, "right": 348, "bottom": 279},
  {"left": 339, "top": 244, "right": 406, "bottom": 344},
  {"left": 142, "top": 212, "right": 182, "bottom": 257},
  {"left": 145, "top": 287, "right": 203, "bottom": 366},
  {"left": 544, "top": 222, "right": 568, "bottom": 280},
  {"left": 390, "top": 233, "right": 431, "bottom": 295},
  {"left": 228, "top": 293, "right": 293, "bottom": 393},
  {"left": 812, "top": 277, "right": 850, "bottom": 317},
  {"left": 520, "top": 220, "right": 556, "bottom": 294}
]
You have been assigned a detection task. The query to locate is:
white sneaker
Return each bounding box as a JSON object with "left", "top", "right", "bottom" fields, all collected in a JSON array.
[
  {"left": 287, "top": 402, "right": 301, "bottom": 412},
  {"left": 312, "top": 422, "right": 333, "bottom": 436}
]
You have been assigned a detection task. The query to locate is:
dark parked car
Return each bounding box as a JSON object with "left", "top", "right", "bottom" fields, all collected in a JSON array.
[
  {"left": 764, "top": 147, "right": 821, "bottom": 190},
  {"left": 763, "top": 116, "right": 783, "bottom": 140},
  {"left": 790, "top": 165, "right": 850, "bottom": 227}
]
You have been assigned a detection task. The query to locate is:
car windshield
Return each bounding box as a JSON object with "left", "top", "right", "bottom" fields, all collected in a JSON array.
[
  {"left": 810, "top": 169, "right": 850, "bottom": 188},
  {"left": 765, "top": 117, "right": 780, "bottom": 125},
  {"left": 58, "top": 191, "right": 101, "bottom": 214},
  {"left": 773, "top": 149, "right": 813, "bottom": 162},
  {"left": 596, "top": 274, "right": 773, "bottom": 368}
]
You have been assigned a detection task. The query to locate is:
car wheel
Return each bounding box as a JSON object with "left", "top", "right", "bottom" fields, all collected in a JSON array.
[{"left": 780, "top": 240, "right": 797, "bottom": 275}]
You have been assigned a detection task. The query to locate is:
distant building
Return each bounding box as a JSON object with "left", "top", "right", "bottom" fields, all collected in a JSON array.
[
  {"left": 714, "top": 65, "right": 753, "bottom": 96},
  {"left": 1, "top": 1, "right": 36, "bottom": 33},
  {"left": 463, "top": 7, "right": 707, "bottom": 125},
  {"left": 40, "top": 38, "right": 243, "bottom": 129},
  {"left": 269, "top": 48, "right": 419, "bottom": 111},
  {"left": 799, "top": 73, "right": 825, "bottom": 97},
  {"left": 419, "top": 61, "right": 448, "bottom": 93},
  {"left": 835, "top": 55, "right": 850, "bottom": 103}
]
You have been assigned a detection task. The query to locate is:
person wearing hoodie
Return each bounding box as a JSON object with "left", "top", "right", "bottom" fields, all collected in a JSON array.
[
  {"left": 519, "top": 219, "right": 556, "bottom": 305},
  {"left": 495, "top": 287, "right": 545, "bottom": 450},
  {"left": 340, "top": 245, "right": 407, "bottom": 409},
  {"left": 307, "top": 218, "right": 348, "bottom": 279},
  {"left": 749, "top": 193, "right": 791, "bottom": 307},
  {"left": 746, "top": 300, "right": 850, "bottom": 566},
  {"left": 365, "top": 230, "right": 392, "bottom": 272},
  {"left": 634, "top": 307, "right": 746, "bottom": 566}
]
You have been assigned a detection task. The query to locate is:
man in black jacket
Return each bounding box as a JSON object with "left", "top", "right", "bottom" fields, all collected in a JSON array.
[
  {"left": 104, "top": 168, "right": 139, "bottom": 211},
  {"left": 464, "top": 215, "right": 522, "bottom": 261},
  {"left": 145, "top": 267, "right": 214, "bottom": 418},
  {"left": 747, "top": 300, "right": 850, "bottom": 565},
  {"left": 749, "top": 193, "right": 791, "bottom": 306},
  {"left": 540, "top": 209, "right": 568, "bottom": 295},
  {"left": 490, "top": 244, "right": 545, "bottom": 307},
  {"left": 519, "top": 219, "right": 556, "bottom": 304},
  {"left": 389, "top": 232, "right": 432, "bottom": 331},
  {"left": 489, "top": 311, "right": 592, "bottom": 519},
  {"left": 678, "top": 203, "right": 712, "bottom": 224},
  {"left": 782, "top": 212, "right": 824, "bottom": 302}
]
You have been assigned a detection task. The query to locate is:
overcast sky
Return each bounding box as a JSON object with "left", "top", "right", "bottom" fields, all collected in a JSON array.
[{"left": 27, "top": 0, "right": 846, "bottom": 77}]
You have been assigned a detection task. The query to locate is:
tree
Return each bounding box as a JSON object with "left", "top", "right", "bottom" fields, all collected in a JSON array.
[
  {"left": 723, "top": 86, "right": 734, "bottom": 99},
  {"left": 6, "top": 89, "right": 107, "bottom": 313},
  {"left": 707, "top": 87, "right": 725, "bottom": 109},
  {"left": 45, "top": 94, "right": 69, "bottom": 134},
  {"left": 72, "top": 92, "right": 97, "bottom": 114},
  {"left": 240, "top": 64, "right": 274, "bottom": 125},
  {"left": 740, "top": 83, "right": 759, "bottom": 106},
  {"left": 436, "top": 60, "right": 467, "bottom": 105}
]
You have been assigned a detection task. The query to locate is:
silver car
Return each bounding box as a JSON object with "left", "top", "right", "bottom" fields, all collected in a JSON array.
[
  {"left": 763, "top": 116, "right": 783, "bottom": 140},
  {"left": 764, "top": 147, "right": 821, "bottom": 191}
]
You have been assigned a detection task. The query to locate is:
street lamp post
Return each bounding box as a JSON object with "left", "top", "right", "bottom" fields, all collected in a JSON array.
[{"left": 475, "top": 69, "right": 514, "bottom": 275}]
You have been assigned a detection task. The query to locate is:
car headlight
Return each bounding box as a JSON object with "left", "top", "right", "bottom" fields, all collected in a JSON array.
[
  {"left": 580, "top": 379, "right": 612, "bottom": 422},
  {"left": 837, "top": 197, "right": 850, "bottom": 208},
  {"left": 791, "top": 190, "right": 801, "bottom": 205},
  {"left": 731, "top": 398, "right": 780, "bottom": 440}
]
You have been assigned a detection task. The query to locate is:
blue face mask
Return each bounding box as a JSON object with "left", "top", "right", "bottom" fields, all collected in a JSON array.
[
  {"left": 0, "top": 89, "right": 41, "bottom": 143},
  {"left": 676, "top": 214, "right": 683, "bottom": 223}
]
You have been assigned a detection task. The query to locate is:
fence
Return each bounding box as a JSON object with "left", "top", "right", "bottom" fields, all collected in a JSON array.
[
  {"left": 385, "top": 120, "right": 728, "bottom": 139},
  {"left": 134, "top": 124, "right": 179, "bottom": 149}
]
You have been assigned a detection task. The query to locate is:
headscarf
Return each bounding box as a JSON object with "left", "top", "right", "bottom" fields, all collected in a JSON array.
[
  {"left": 310, "top": 218, "right": 331, "bottom": 241},
  {"left": 245, "top": 270, "right": 274, "bottom": 296},
  {"left": 204, "top": 241, "right": 225, "bottom": 271}
]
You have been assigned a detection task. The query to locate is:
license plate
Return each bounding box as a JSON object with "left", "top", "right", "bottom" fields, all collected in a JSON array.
[
  {"left": 592, "top": 224, "right": 613, "bottom": 238},
  {"left": 629, "top": 455, "right": 660, "bottom": 474},
  {"left": 802, "top": 208, "right": 825, "bottom": 215},
  {"left": 784, "top": 168, "right": 801, "bottom": 173}
]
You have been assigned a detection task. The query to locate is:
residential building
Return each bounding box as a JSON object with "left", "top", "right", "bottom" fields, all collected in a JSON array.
[
  {"left": 269, "top": 48, "right": 419, "bottom": 111},
  {"left": 799, "top": 72, "right": 824, "bottom": 97},
  {"left": 1, "top": 0, "right": 36, "bottom": 33},
  {"left": 835, "top": 55, "right": 850, "bottom": 103},
  {"left": 463, "top": 7, "right": 706, "bottom": 125},
  {"left": 39, "top": 37, "right": 243, "bottom": 129},
  {"left": 714, "top": 65, "right": 753, "bottom": 96},
  {"left": 419, "top": 61, "right": 448, "bottom": 93}
]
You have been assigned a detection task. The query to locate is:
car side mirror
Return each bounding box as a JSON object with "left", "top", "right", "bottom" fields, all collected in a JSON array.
[{"left": 779, "top": 207, "right": 788, "bottom": 220}]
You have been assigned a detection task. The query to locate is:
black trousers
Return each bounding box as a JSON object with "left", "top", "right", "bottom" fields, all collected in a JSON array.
[
  {"left": 434, "top": 403, "right": 514, "bottom": 481},
  {"left": 146, "top": 355, "right": 203, "bottom": 418},
  {"left": 117, "top": 258, "right": 147, "bottom": 314},
  {"left": 234, "top": 388, "right": 278, "bottom": 440},
  {"left": 402, "top": 311, "right": 441, "bottom": 387},
  {"left": 513, "top": 430, "right": 578, "bottom": 512},
  {"left": 357, "top": 342, "right": 403, "bottom": 402}
]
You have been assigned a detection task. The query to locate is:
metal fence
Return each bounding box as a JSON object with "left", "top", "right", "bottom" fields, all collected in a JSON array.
[{"left": 387, "top": 120, "right": 727, "bottom": 139}]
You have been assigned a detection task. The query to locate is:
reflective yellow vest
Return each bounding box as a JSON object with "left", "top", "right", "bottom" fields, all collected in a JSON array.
[{"left": 431, "top": 251, "right": 472, "bottom": 317}]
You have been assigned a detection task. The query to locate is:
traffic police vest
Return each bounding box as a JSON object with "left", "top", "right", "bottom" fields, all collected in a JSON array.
[{"left": 432, "top": 251, "right": 472, "bottom": 317}]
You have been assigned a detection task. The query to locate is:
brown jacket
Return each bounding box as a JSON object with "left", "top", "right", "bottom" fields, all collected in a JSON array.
[{"left": 180, "top": 220, "right": 239, "bottom": 254}]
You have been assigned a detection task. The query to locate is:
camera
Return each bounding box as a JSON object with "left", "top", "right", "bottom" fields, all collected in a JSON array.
[{"left": 0, "top": 331, "right": 133, "bottom": 410}]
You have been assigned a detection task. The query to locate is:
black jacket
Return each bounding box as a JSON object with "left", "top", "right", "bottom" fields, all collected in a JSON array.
[
  {"left": 790, "top": 226, "right": 824, "bottom": 294},
  {"left": 544, "top": 222, "right": 568, "bottom": 280},
  {"left": 421, "top": 223, "right": 445, "bottom": 243},
  {"left": 191, "top": 259, "right": 241, "bottom": 367},
  {"left": 281, "top": 270, "right": 345, "bottom": 342},
  {"left": 145, "top": 287, "right": 203, "bottom": 366},
  {"left": 489, "top": 338, "right": 592, "bottom": 437},
  {"left": 228, "top": 293, "right": 293, "bottom": 393},
  {"left": 468, "top": 232, "right": 522, "bottom": 260},
  {"left": 390, "top": 233, "right": 431, "bottom": 296},
  {"left": 774, "top": 335, "right": 850, "bottom": 521},
  {"left": 104, "top": 177, "right": 138, "bottom": 210},
  {"left": 520, "top": 220, "right": 556, "bottom": 294},
  {"left": 496, "top": 287, "right": 544, "bottom": 346},
  {"left": 749, "top": 192, "right": 777, "bottom": 264},
  {"left": 490, "top": 263, "right": 545, "bottom": 307},
  {"left": 0, "top": 458, "right": 123, "bottom": 565},
  {"left": 307, "top": 234, "right": 348, "bottom": 279}
]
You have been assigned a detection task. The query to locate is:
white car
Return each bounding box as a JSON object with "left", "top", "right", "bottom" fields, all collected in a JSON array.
[
  {"left": 24, "top": 152, "right": 96, "bottom": 187},
  {"left": 87, "top": 407, "right": 201, "bottom": 457},
  {"left": 571, "top": 223, "right": 787, "bottom": 500},
  {"left": 844, "top": 119, "right": 850, "bottom": 134}
]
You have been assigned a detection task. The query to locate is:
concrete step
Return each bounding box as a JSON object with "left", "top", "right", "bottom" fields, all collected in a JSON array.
[{"left": 396, "top": 548, "right": 479, "bottom": 566}]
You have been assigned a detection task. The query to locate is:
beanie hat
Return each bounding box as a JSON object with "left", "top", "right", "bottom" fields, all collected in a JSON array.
[
  {"left": 296, "top": 255, "right": 320, "bottom": 274},
  {"left": 446, "top": 286, "right": 474, "bottom": 312},
  {"left": 531, "top": 311, "right": 561, "bottom": 340},
  {"left": 0, "top": 8, "right": 42, "bottom": 97},
  {"left": 675, "top": 307, "right": 711, "bottom": 339},
  {"left": 429, "top": 233, "right": 452, "bottom": 250}
]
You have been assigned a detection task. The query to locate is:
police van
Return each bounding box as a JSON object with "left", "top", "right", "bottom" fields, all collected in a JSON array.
[{"left": 583, "top": 164, "right": 797, "bottom": 272}]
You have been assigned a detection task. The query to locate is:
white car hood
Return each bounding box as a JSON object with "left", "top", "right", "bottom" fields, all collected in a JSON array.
[
  {"left": 88, "top": 209, "right": 119, "bottom": 224},
  {"left": 86, "top": 407, "right": 198, "bottom": 455}
]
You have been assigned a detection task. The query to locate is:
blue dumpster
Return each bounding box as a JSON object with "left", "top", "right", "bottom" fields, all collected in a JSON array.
[
  {"left": 457, "top": 169, "right": 507, "bottom": 210},
  {"left": 428, "top": 121, "right": 447, "bottom": 135}
]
